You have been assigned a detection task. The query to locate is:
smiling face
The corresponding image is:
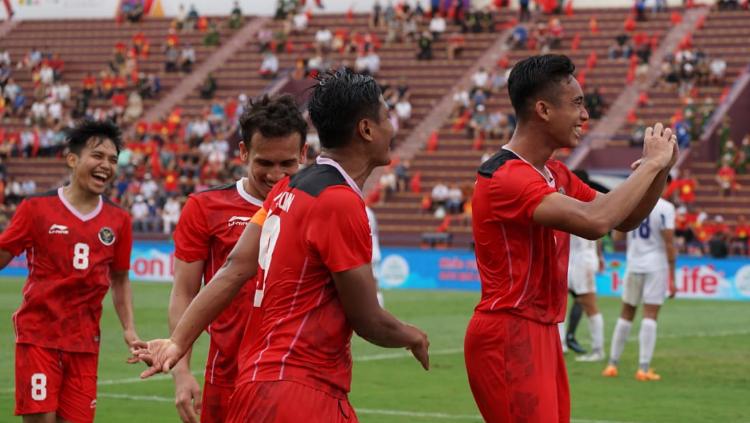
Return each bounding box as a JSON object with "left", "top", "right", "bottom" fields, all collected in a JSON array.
[
  {"left": 240, "top": 131, "right": 305, "bottom": 200},
  {"left": 543, "top": 76, "right": 589, "bottom": 149},
  {"left": 67, "top": 137, "right": 119, "bottom": 196}
]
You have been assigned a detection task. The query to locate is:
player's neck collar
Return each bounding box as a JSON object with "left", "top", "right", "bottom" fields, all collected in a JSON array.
[
  {"left": 236, "top": 178, "right": 264, "bottom": 207},
  {"left": 501, "top": 145, "right": 555, "bottom": 188},
  {"left": 58, "top": 187, "right": 103, "bottom": 222},
  {"left": 316, "top": 156, "right": 364, "bottom": 198}
]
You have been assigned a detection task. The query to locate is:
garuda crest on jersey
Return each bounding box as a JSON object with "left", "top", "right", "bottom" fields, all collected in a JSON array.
[{"left": 99, "top": 227, "right": 115, "bottom": 246}]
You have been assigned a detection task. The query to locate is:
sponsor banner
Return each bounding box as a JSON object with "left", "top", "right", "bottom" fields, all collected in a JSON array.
[
  {"left": 2, "top": 243, "right": 749, "bottom": 301},
  {"left": 0, "top": 241, "right": 176, "bottom": 282},
  {"left": 377, "top": 248, "right": 750, "bottom": 301}
]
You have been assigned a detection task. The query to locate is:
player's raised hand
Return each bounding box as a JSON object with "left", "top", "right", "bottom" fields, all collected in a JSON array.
[
  {"left": 133, "top": 338, "right": 185, "bottom": 378},
  {"left": 173, "top": 369, "right": 202, "bottom": 423},
  {"left": 641, "top": 122, "right": 677, "bottom": 170},
  {"left": 405, "top": 324, "right": 430, "bottom": 371}
]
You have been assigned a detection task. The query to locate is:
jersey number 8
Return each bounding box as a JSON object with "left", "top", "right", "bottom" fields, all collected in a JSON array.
[
  {"left": 73, "top": 242, "right": 90, "bottom": 270},
  {"left": 633, "top": 217, "right": 651, "bottom": 240}
]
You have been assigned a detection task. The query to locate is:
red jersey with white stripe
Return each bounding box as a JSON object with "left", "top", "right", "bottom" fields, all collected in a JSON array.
[
  {"left": 472, "top": 148, "right": 596, "bottom": 324},
  {"left": 236, "top": 158, "right": 372, "bottom": 398},
  {"left": 0, "top": 188, "right": 132, "bottom": 353},
  {"left": 173, "top": 178, "right": 263, "bottom": 387}
]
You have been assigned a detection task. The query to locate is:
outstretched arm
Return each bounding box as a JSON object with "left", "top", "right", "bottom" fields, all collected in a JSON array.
[
  {"left": 135, "top": 222, "right": 262, "bottom": 378},
  {"left": 110, "top": 270, "right": 140, "bottom": 355}
]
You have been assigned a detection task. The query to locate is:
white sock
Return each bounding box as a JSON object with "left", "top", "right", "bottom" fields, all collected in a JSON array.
[
  {"left": 639, "top": 318, "right": 658, "bottom": 371},
  {"left": 588, "top": 313, "right": 604, "bottom": 353},
  {"left": 609, "top": 318, "right": 632, "bottom": 366},
  {"left": 559, "top": 322, "right": 568, "bottom": 353}
]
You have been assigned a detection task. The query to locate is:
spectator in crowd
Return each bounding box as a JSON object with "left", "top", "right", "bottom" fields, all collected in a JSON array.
[
  {"left": 259, "top": 52, "right": 279, "bottom": 78},
  {"left": 472, "top": 67, "right": 490, "bottom": 93},
  {"left": 186, "top": 3, "right": 200, "bottom": 31},
  {"left": 447, "top": 32, "right": 466, "bottom": 60},
  {"left": 630, "top": 120, "right": 647, "bottom": 146},
  {"left": 200, "top": 73, "right": 217, "bottom": 99},
  {"left": 180, "top": 44, "right": 196, "bottom": 73},
  {"left": 708, "top": 217, "right": 729, "bottom": 258},
  {"left": 709, "top": 57, "right": 727, "bottom": 85},
  {"left": 204, "top": 20, "right": 220, "bottom": 46},
  {"left": 371, "top": 0, "right": 382, "bottom": 28},
  {"left": 584, "top": 87, "right": 606, "bottom": 120},
  {"left": 379, "top": 166, "right": 397, "bottom": 204},
  {"left": 509, "top": 24, "right": 528, "bottom": 49},
  {"left": 292, "top": 9, "right": 309, "bottom": 33},
  {"left": 431, "top": 180, "right": 449, "bottom": 210},
  {"left": 164, "top": 46, "right": 179, "bottom": 72},
  {"left": 315, "top": 26, "right": 333, "bottom": 52},
  {"left": 162, "top": 195, "right": 182, "bottom": 234},
  {"left": 416, "top": 31, "right": 433, "bottom": 60},
  {"left": 123, "top": 0, "right": 144, "bottom": 23},
  {"left": 446, "top": 183, "right": 464, "bottom": 214},
  {"left": 716, "top": 156, "right": 738, "bottom": 196},
  {"left": 229, "top": 1, "right": 244, "bottom": 29},
  {"left": 395, "top": 94, "right": 412, "bottom": 125},
  {"left": 395, "top": 159, "right": 410, "bottom": 192},
  {"left": 429, "top": 13, "right": 447, "bottom": 40}
]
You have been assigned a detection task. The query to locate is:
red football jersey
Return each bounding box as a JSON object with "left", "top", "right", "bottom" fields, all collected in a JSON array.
[
  {"left": 173, "top": 179, "right": 263, "bottom": 387},
  {"left": 236, "top": 158, "right": 372, "bottom": 399},
  {"left": 472, "top": 148, "right": 596, "bottom": 324},
  {"left": 0, "top": 188, "right": 132, "bottom": 353}
]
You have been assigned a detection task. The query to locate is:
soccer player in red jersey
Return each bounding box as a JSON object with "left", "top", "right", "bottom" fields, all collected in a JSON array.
[
  {"left": 135, "top": 69, "right": 430, "bottom": 422},
  {"left": 0, "top": 120, "right": 138, "bottom": 423},
  {"left": 464, "top": 54, "right": 678, "bottom": 423},
  {"left": 168, "top": 94, "right": 308, "bottom": 423}
]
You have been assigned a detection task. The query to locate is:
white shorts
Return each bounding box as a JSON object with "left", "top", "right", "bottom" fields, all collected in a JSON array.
[
  {"left": 622, "top": 269, "right": 668, "bottom": 306},
  {"left": 568, "top": 262, "right": 597, "bottom": 295}
]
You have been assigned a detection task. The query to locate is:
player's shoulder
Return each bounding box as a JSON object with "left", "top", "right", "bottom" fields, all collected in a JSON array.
[
  {"left": 191, "top": 181, "right": 236, "bottom": 201},
  {"left": 655, "top": 198, "right": 676, "bottom": 213},
  {"left": 289, "top": 163, "right": 348, "bottom": 197},
  {"left": 477, "top": 149, "right": 521, "bottom": 178},
  {"left": 23, "top": 188, "right": 58, "bottom": 205}
]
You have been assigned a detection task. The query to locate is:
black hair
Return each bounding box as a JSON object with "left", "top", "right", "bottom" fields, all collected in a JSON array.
[
  {"left": 66, "top": 119, "right": 122, "bottom": 155},
  {"left": 507, "top": 54, "right": 576, "bottom": 120},
  {"left": 239, "top": 94, "right": 307, "bottom": 148},
  {"left": 308, "top": 68, "right": 383, "bottom": 149}
]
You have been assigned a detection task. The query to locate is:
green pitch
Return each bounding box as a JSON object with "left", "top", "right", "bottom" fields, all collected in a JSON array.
[{"left": 1, "top": 278, "right": 749, "bottom": 422}]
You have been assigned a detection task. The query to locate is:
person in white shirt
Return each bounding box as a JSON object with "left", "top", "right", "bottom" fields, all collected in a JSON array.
[
  {"left": 140, "top": 173, "right": 159, "bottom": 200},
  {"left": 259, "top": 52, "right": 279, "bottom": 78},
  {"left": 395, "top": 97, "right": 411, "bottom": 122},
  {"left": 429, "top": 14, "right": 446, "bottom": 40},
  {"left": 315, "top": 27, "right": 333, "bottom": 50},
  {"left": 162, "top": 195, "right": 182, "bottom": 234},
  {"left": 292, "top": 11, "right": 308, "bottom": 33},
  {"left": 603, "top": 182, "right": 677, "bottom": 381},
  {"left": 472, "top": 67, "right": 489, "bottom": 91},
  {"left": 47, "top": 100, "right": 63, "bottom": 122}
]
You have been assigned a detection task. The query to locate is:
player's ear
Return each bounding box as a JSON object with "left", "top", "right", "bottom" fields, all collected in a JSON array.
[
  {"left": 299, "top": 143, "right": 308, "bottom": 164},
  {"left": 65, "top": 150, "right": 79, "bottom": 170},
  {"left": 357, "top": 117, "right": 374, "bottom": 142},
  {"left": 535, "top": 100, "right": 551, "bottom": 122},
  {"left": 239, "top": 141, "right": 250, "bottom": 162}
]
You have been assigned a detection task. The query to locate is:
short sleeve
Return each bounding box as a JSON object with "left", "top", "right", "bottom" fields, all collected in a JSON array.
[
  {"left": 661, "top": 203, "right": 676, "bottom": 231},
  {"left": 564, "top": 166, "right": 598, "bottom": 203},
  {"left": 173, "top": 196, "right": 210, "bottom": 262},
  {"left": 306, "top": 187, "right": 372, "bottom": 273},
  {"left": 489, "top": 163, "right": 556, "bottom": 223},
  {"left": 113, "top": 212, "right": 133, "bottom": 272},
  {"left": 0, "top": 199, "right": 33, "bottom": 257}
]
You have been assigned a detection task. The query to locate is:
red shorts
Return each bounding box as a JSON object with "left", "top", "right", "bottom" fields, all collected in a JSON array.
[
  {"left": 15, "top": 343, "right": 98, "bottom": 423},
  {"left": 464, "top": 312, "right": 569, "bottom": 423},
  {"left": 226, "top": 380, "right": 357, "bottom": 423},
  {"left": 200, "top": 381, "right": 233, "bottom": 423}
]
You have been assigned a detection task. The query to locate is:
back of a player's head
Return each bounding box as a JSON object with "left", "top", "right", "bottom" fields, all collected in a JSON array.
[
  {"left": 66, "top": 119, "right": 122, "bottom": 156},
  {"left": 508, "top": 54, "right": 576, "bottom": 121},
  {"left": 239, "top": 94, "right": 307, "bottom": 149},
  {"left": 308, "top": 68, "right": 382, "bottom": 149}
]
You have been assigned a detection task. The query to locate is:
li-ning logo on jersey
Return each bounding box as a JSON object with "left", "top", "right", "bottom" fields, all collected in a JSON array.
[
  {"left": 48, "top": 224, "right": 69, "bottom": 235},
  {"left": 273, "top": 191, "right": 295, "bottom": 212},
  {"left": 98, "top": 227, "right": 115, "bottom": 246},
  {"left": 90, "top": 399, "right": 97, "bottom": 409},
  {"left": 228, "top": 216, "right": 251, "bottom": 227}
]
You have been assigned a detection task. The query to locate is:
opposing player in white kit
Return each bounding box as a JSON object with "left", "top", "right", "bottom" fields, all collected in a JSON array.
[
  {"left": 603, "top": 183, "right": 677, "bottom": 381},
  {"left": 366, "top": 206, "right": 385, "bottom": 307},
  {"left": 565, "top": 235, "right": 606, "bottom": 361}
]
